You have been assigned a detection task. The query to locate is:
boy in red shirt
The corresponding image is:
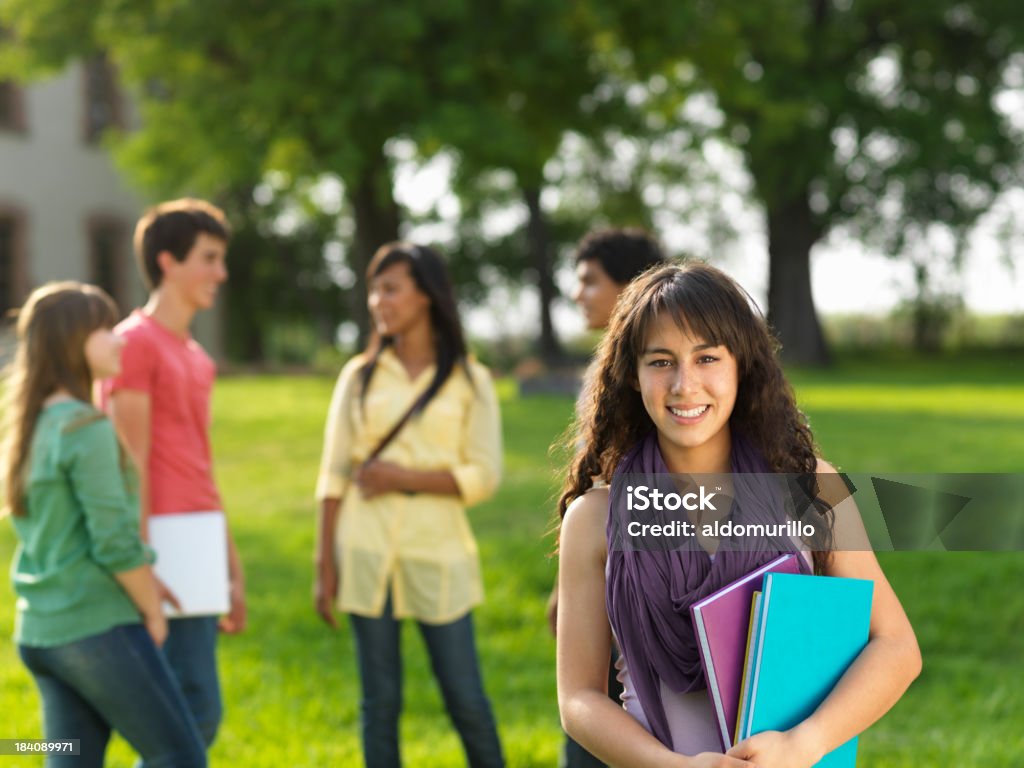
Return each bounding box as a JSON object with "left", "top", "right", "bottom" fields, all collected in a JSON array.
[{"left": 102, "top": 198, "right": 246, "bottom": 757}]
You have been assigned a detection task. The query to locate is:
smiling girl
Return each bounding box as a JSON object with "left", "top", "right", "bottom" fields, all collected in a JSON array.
[{"left": 555, "top": 263, "right": 921, "bottom": 768}]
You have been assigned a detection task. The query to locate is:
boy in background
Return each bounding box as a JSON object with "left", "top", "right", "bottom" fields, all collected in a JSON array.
[
  {"left": 553, "top": 227, "right": 667, "bottom": 768},
  {"left": 102, "top": 198, "right": 246, "bottom": 758}
]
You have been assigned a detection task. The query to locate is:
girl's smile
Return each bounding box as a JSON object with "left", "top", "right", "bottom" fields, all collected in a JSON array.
[{"left": 667, "top": 403, "right": 711, "bottom": 422}]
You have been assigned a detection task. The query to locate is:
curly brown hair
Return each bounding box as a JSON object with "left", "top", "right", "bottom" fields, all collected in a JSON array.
[{"left": 557, "top": 262, "right": 833, "bottom": 570}]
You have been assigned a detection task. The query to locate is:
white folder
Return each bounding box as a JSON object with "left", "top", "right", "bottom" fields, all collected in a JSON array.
[{"left": 148, "top": 511, "right": 230, "bottom": 618}]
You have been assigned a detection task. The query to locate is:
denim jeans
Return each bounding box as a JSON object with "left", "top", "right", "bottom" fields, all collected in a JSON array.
[
  {"left": 155, "top": 616, "right": 222, "bottom": 752},
  {"left": 561, "top": 653, "right": 624, "bottom": 768},
  {"left": 19, "top": 623, "right": 206, "bottom": 768},
  {"left": 349, "top": 595, "right": 505, "bottom": 768}
]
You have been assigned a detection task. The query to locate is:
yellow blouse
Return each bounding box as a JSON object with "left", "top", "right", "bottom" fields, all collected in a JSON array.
[{"left": 316, "top": 348, "right": 502, "bottom": 623}]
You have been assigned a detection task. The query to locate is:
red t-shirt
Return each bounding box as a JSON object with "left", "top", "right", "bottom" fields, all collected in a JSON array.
[{"left": 100, "top": 310, "right": 222, "bottom": 516}]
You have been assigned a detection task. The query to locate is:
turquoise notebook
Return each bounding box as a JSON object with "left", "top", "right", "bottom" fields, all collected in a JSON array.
[{"left": 741, "top": 573, "right": 873, "bottom": 768}]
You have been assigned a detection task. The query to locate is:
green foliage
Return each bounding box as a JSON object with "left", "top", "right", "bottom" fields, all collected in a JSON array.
[
  {"left": 423, "top": 2, "right": 603, "bottom": 186},
  {"left": 4, "top": 2, "right": 1022, "bottom": 363},
  {"left": 0, "top": 0, "right": 105, "bottom": 76},
  {"left": 3, "top": 0, "right": 628, "bottom": 359},
  {"left": 3, "top": 0, "right": 610, "bottom": 203},
  {"left": 599, "top": 0, "right": 1024, "bottom": 363}
]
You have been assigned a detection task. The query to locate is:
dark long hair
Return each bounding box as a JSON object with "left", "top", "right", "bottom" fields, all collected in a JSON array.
[
  {"left": 557, "top": 262, "right": 833, "bottom": 571},
  {"left": 359, "top": 242, "right": 472, "bottom": 413},
  {"left": 2, "top": 282, "right": 119, "bottom": 517}
]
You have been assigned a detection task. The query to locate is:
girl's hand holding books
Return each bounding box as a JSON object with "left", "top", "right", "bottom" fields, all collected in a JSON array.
[
  {"left": 683, "top": 753, "right": 756, "bottom": 767},
  {"left": 726, "top": 725, "right": 825, "bottom": 768}
]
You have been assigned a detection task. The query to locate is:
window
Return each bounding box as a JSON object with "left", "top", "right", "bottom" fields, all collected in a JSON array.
[
  {"left": 0, "top": 212, "right": 25, "bottom": 320},
  {"left": 83, "top": 53, "right": 123, "bottom": 144},
  {"left": 88, "top": 218, "right": 128, "bottom": 312},
  {"left": 0, "top": 81, "right": 26, "bottom": 133}
]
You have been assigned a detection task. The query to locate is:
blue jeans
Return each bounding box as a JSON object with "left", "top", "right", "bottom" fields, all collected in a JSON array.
[
  {"left": 349, "top": 596, "right": 505, "bottom": 768},
  {"left": 155, "top": 616, "right": 222, "bottom": 753},
  {"left": 19, "top": 623, "right": 206, "bottom": 768}
]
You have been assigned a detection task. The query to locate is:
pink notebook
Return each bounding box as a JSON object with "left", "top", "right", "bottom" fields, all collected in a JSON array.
[{"left": 690, "top": 554, "right": 802, "bottom": 750}]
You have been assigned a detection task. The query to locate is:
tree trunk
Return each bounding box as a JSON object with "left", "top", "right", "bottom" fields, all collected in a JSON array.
[
  {"left": 765, "top": 194, "right": 831, "bottom": 367},
  {"left": 522, "top": 185, "right": 564, "bottom": 364},
  {"left": 350, "top": 150, "right": 401, "bottom": 346},
  {"left": 225, "top": 235, "right": 265, "bottom": 362},
  {"left": 221, "top": 190, "right": 266, "bottom": 363}
]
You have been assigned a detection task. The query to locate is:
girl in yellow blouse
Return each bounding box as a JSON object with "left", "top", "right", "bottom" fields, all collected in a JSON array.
[{"left": 315, "top": 242, "right": 504, "bottom": 768}]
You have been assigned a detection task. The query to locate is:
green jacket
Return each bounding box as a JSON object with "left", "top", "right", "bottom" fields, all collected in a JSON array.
[{"left": 10, "top": 400, "right": 152, "bottom": 647}]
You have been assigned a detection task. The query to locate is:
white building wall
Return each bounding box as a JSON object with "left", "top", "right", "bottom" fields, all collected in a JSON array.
[
  {"left": 0, "top": 62, "right": 143, "bottom": 299},
  {"left": 0, "top": 62, "right": 221, "bottom": 359}
]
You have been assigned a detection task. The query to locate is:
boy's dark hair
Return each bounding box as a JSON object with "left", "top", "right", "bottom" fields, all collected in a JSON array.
[
  {"left": 133, "top": 198, "right": 231, "bottom": 289},
  {"left": 574, "top": 227, "right": 666, "bottom": 285}
]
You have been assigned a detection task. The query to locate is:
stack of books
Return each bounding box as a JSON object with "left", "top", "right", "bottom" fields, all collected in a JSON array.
[{"left": 690, "top": 556, "right": 873, "bottom": 767}]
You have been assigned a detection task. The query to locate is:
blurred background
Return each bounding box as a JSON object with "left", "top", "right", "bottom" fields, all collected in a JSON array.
[
  {"left": 1, "top": 2, "right": 1022, "bottom": 766},
  {"left": 2, "top": 0, "right": 1022, "bottom": 370}
]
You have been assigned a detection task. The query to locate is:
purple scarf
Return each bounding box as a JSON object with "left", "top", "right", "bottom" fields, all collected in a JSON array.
[{"left": 605, "top": 430, "right": 812, "bottom": 750}]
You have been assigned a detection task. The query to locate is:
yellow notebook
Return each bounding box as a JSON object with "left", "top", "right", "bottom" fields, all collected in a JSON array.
[{"left": 734, "top": 590, "right": 762, "bottom": 744}]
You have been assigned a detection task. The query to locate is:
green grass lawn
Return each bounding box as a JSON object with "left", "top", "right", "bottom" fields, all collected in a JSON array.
[{"left": 1, "top": 355, "right": 1022, "bottom": 766}]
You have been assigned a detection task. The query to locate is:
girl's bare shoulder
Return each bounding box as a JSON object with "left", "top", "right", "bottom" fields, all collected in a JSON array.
[{"left": 562, "top": 486, "right": 610, "bottom": 543}]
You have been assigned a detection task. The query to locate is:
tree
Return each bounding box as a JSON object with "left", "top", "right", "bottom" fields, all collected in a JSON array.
[
  {"left": 1, "top": 1, "right": 618, "bottom": 358},
  {"left": 407, "top": 2, "right": 612, "bottom": 363},
  {"left": 603, "top": 0, "right": 1024, "bottom": 364},
  {"left": 0, "top": 1, "right": 475, "bottom": 342},
  {"left": 217, "top": 184, "right": 349, "bottom": 363}
]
